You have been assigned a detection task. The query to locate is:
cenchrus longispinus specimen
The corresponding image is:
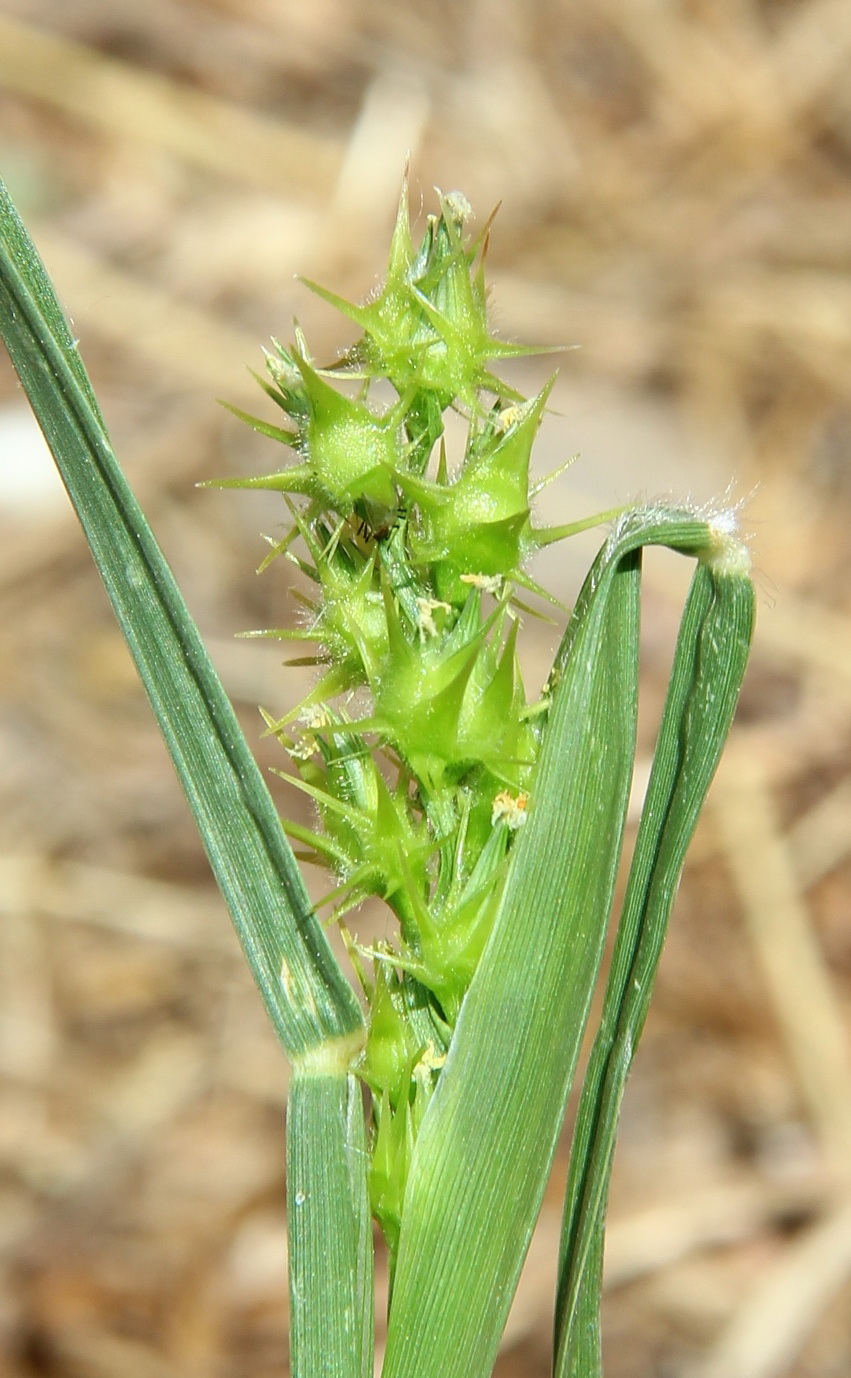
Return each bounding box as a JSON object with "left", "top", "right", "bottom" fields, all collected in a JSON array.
[{"left": 0, "top": 178, "right": 754, "bottom": 1378}]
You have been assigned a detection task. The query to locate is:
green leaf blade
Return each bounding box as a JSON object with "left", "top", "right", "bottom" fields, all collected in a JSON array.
[
  {"left": 0, "top": 178, "right": 363, "bottom": 1060},
  {"left": 554, "top": 558, "right": 755, "bottom": 1378},
  {"left": 381, "top": 523, "right": 645, "bottom": 1378}
]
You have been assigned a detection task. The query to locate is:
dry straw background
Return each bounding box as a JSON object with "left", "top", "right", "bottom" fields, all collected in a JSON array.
[{"left": 1, "top": 2, "right": 851, "bottom": 1376}]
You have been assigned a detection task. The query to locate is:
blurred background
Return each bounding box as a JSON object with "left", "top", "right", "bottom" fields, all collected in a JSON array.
[{"left": 1, "top": 2, "right": 851, "bottom": 1375}]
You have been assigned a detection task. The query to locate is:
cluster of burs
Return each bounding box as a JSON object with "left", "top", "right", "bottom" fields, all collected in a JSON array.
[{"left": 223, "top": 190, "right": 576, "bottom": 1250}]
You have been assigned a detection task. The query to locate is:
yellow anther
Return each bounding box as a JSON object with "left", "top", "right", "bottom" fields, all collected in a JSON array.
[{"left": 491, "top": 790, "right": 529, "bottom": 829}]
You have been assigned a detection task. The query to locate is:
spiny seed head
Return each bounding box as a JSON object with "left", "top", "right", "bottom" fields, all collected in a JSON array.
[{"left": 221, "top": 187, "right": 593, "bottom": 1262}]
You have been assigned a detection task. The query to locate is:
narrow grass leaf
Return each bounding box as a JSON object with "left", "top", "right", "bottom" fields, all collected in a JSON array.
[
  {"left": 0, "top": 181, "right": 374, "bottom": 1378},
  {"left": 0, "top": 178, "right": 362, "bottom": 1058},
  {"left": 554, "top": 552, "right": 754, "bottom": 1378}
]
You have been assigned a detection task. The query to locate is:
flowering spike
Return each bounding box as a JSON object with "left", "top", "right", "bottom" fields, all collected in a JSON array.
[{"left": 218, "top": 187, "right": 633, "bottom": 1259}]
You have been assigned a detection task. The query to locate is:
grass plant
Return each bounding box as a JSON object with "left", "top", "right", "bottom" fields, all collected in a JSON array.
[{"left": 0, "top": 178, "right": 754, "bottom": 1378}]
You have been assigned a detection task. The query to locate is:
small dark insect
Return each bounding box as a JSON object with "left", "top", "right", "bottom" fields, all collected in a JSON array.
[{"left": 351, "top": 502, "right": 407, "bottom": 547}]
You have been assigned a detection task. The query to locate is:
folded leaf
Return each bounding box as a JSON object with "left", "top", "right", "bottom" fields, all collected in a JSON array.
[
  {"left": 554, "top": 551, "right": 754, "bottom": 1378},
  {"left": 382, "top": 509, "right": 731, "bottom": 1378}
]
